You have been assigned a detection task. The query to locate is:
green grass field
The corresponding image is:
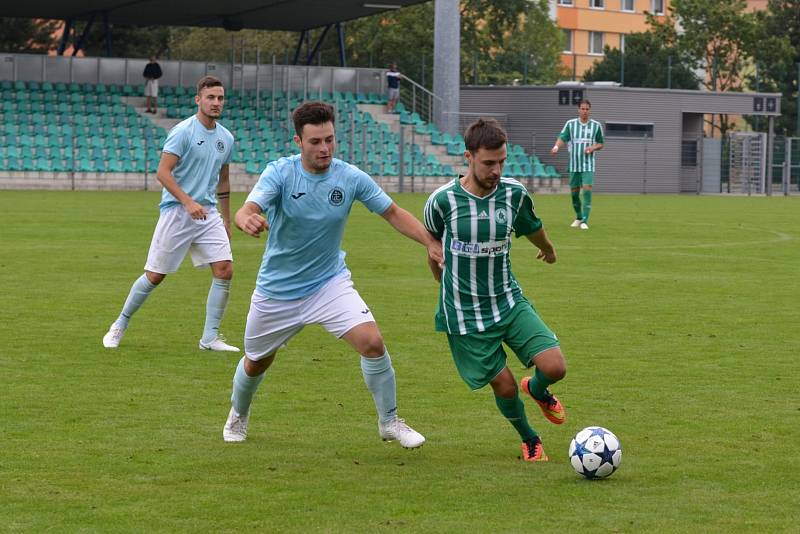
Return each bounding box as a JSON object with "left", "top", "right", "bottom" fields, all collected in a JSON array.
[{"left": 1, "top": 190, "right": 798, "bottom": 532}]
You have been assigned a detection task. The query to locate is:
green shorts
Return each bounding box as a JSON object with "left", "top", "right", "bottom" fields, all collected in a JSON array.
[
  {"left": 569, "top": 171, "right": 594, "bottom": 189},
  {"left": 446, "top": 300, "right": 560, "bottom": 390}
]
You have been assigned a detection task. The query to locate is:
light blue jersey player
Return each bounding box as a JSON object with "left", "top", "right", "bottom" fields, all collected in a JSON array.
[
  {"left": 103, "top": 76, "right": 239, "bottom": 352},
  {"left": 222, "top": 101, "right": 443, "bottom": 448}
]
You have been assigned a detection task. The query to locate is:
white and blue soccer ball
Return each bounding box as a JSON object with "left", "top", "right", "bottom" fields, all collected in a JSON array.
[{"left": 569, "top": 426, "right": 622, "bottom": 479}]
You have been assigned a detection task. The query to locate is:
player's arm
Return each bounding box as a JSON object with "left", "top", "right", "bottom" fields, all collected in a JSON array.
[
  {"left": 156, "top": 152, "right": 208, "bottom": 220},
  {"left": 586, "top": 126, "right": 605, "bottom": 154},
  {"left": 234, "top": 201, "right": 268, "bottom": 238},
  {"left": 525, "top": 228, "right": 556, "bottom": 264},
  {"left": 552, "top": 124, "right": 570, "bottom": 155},
  {"left": 217, "top": 164, "right": 232, "bottom": 239},
  {"left": 380, "top": 203, "right": 444, "bottom": 267}
]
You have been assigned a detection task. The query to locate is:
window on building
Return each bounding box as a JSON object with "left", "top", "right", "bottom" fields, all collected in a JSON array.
[
  {"left": 591, "top": 0, "right": 605, "bottom": 8},
  {"left": 558, "top": 0, "right": 574, "bottom": 5},
  {"left": 589, "top": 32, "right": 604, "bottom": 55},
  {"left": 563, "top": 29, "right": 573, "bottom": 53},
  {"left": 605, "top": 123, "right": 655, "bottom": 138},
  {"left": 681, "top": 140, "right": 698, "bottom": 166},
  {"left": 651, "top": 0, "right": 664, "bottom": 14},
  {"left": 621, "top": 0, "right": 635, "bottom": 12}
]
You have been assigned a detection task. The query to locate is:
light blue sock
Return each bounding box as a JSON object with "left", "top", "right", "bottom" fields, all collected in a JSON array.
[
  {"left": 360, "top": 351, "right": 398, "bottom": 424},
  {"left": 231, "top": 357, "right": 265, "bottom": 416},
  {"left": 201, "top": 278, "right": 231, "bottom": 344},
  {"left": 115, "top": 274, "right": 157, "bottom": 328}
]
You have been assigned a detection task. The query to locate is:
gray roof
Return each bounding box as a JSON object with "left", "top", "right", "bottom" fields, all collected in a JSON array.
[{"left": 4, "top": 1, "right": 429, "bottom": 31}]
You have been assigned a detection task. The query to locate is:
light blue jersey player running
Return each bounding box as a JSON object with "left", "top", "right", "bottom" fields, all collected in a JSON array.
[
  {"left": 222, "top": 101, "right": 443, "bottom": 448},
  {"left": 103, "top": 76, "right": 239, "bottom": 352}
]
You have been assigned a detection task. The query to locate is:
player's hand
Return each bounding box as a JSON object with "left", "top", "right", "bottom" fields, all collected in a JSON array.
[
  {"left": 551, "top": 145, "right": 559, "bottom": 155},
  {"left": 536, "top": 248, "right": 556, "bottom": 264},
  {"left": 427, "top": 240, "right": 444, "bottom": 268},
  {"left": 184, "top": 200, "right": 208, "bottom": 220},
  {"left": 584, "top": 147, "right": 593, "bottom": 154},
  {"left": 427, "top": 255, "right": 443, "bottom": 283},
  {"left": 240, "top": 213, "right": 268, "bottom": 237}
]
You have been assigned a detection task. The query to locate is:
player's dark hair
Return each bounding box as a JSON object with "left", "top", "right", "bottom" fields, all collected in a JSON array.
[
  {"left": 196, "top": 76, "right": 224, "bottom": 95},
  {"left": 293, "top": 101, "right": 336, "bottom": 137},
  {"left": 464, "top": 118, "right": 507, "bottom": 153},
  {"left": 578, "top": 99, "right": 591, "bottom": 108}
]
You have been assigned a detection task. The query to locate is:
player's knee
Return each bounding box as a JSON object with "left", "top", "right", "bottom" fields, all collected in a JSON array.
[
  {"left": 492, "top": 381, "right": 518, "bottom": 399},
  {"left": 145, "top": 271, "right": 165, "bottom": 285},
  {"left": 212, "top": 261, "right": 233, "bottom": 280},
  {"left": 360, "top": 335, "right": 385, "bottom": 357}
]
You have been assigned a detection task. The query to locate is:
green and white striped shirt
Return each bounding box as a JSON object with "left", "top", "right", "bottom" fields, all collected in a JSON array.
[
  {"left": 558, "top": 118, "right": 604, "bottom": 172},
  {"left": 424, "top": 177, "right": 542, "bottom": 335}
]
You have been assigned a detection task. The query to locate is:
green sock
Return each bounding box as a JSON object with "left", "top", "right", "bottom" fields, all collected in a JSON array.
[
  {"left": 571, "top": 190, "right": 582, "bottom": 218},
  {"left": 495, "top": 394, "right": 537, "bottom": 442},
  {"left": 526, "top": 367, "right": 556, "bottom": 401},
  {"left": 582, "top": 189, "right": 592, "bottom": 222}
]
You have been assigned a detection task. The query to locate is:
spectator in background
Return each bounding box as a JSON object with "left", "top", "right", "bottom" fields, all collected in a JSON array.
[
  {"left": 143, "top": 56, "right": 163, "bottom": 114},
  {"left": 386, "top": 63, "right": 402, "bottom": 114}
]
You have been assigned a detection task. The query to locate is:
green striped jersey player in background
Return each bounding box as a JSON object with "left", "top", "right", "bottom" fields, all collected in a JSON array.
[
  {"left": 551, "top": 100, "right": 604, "bottom": 230},
  {"left": 424, "top": 118, "right": 568, "bottom": 462}
]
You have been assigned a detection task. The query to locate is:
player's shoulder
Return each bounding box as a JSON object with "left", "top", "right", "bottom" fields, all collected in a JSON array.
[
  {"left": 168, "top": 116, "right": 195, "bottom": 136},
  {"left": 500, "top": 177, "right": 529, "bottom": 195},
  {"left": 215, "top": 121, "right": 235, "bottom": 140},
  {"left": 427, "top": 178, "right": 458, "bottom": 202}
]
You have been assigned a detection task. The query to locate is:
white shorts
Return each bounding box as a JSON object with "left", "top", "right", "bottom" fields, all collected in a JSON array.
[
  {"left": 145, "top": 79, "right": 159, "bottom": 97},
  {"left": 387, "top": 87, "right": 400, "bottom": 100},
  {"left": 244, "top": 271, "right": 376, "bottom": 360},
  {"left": 144, "top": 205, "right": 232, "bottom": 274}
]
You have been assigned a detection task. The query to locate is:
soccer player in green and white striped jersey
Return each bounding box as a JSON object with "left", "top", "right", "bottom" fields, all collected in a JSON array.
[
  {"left": 552, "top": 100, "right": 604, "bottom": 230},
  {"left": 424, "top": 118, "right": 567, "bottom": 462}
]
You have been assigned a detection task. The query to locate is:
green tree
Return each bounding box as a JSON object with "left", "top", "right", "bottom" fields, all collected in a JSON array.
[
  {"left": 647, "top": 0, "right": 769, "bottom": 136},
  {"left": 0, "top": 18, "right": 59, "bottom": 53},
  {"left": 460, "top": 0, "right": 566, "bottom": 85},
  {"left": 746, "top": 0, "right": 799, "bottom": 135},
  {"left": 73, "top": 24, "right": 172, "bottom": 59},
  {"left": 582, "top": 31, "right": 698, "bottom": 89}
]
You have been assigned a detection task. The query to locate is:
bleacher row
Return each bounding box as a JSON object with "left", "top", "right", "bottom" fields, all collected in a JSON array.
[
  {"left": 0, "top": 80, "right": 164, "bottom": 172},
  {"left": 1, "top": 81, "right": 560, "bottom": 181}
]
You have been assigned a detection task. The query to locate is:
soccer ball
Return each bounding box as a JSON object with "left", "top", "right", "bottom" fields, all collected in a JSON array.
[{"left": 569, "top": 426, "right": 622, "bottom": 479}]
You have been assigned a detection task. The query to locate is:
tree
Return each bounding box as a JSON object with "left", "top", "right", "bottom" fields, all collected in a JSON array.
[
  {"left": 459, "top": 0, "right": 565, "bottom": 85},
  {"left": 647, "top": 0, "right": 769, "bottom": 136},
  {"left": 582, "top": 31, "right": 698, "bottom": 89},
  {"left": 0, "top": 18, "right": 59, "bottom": 53},
  {"left": 746, "top": 0, "right": 800, "bottom": 135}
]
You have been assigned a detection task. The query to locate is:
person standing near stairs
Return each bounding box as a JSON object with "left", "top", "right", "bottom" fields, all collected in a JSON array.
[
  {"left": 143, "top": 55, "right": 163, "bottom": 114},
  {"left": 386, "top": 63, "right": 403, "bottom": 114}
]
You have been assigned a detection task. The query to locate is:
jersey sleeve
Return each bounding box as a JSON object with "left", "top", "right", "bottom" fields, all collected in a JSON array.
[
  {"left": 594, "top": 122, "right": 605, "bottom": 144},
  {"left": 162, "top": 124, "right": 188, "bottom": 158},
  {"left": 246, "top": 161, "right": 283, "bottom": 212},
  {"left": 558, "top": 121, "right": 572, "bottom": 143},
  {"left": 353, "top": 166, "right": 393, "bottom": 214},
  {"left": 423, "top": 193, "right": 445, "bottom": 239},
  {"left": 513, "top": 194, "right": 543, "bottom": 237}
]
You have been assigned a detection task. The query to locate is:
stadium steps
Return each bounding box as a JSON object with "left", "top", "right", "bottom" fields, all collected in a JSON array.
[
  {"left": 358, "top": 104, "right": 468, "bottom": 177},
  {"left": 123, "top": 97, "right": 182, "bottom": 133}
]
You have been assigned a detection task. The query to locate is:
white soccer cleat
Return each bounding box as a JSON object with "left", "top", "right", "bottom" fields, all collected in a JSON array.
[
  {"left": 199, "top": 335, "right": 240, "bottom": 352},
  {"left": 223, "top": 406, "right": 249, "bottom": 442},
  {"left": 379, "top": 417, "right": 426, "bottom": 449},
  {"left": 580, "top": 222, "right": 589, "bottom": 230},
  {"left": 102, "top": 323, "right": 126, "bottom": 348},
  {"left": 570, "top": 219, "right": 582, "bottom": 228}
]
